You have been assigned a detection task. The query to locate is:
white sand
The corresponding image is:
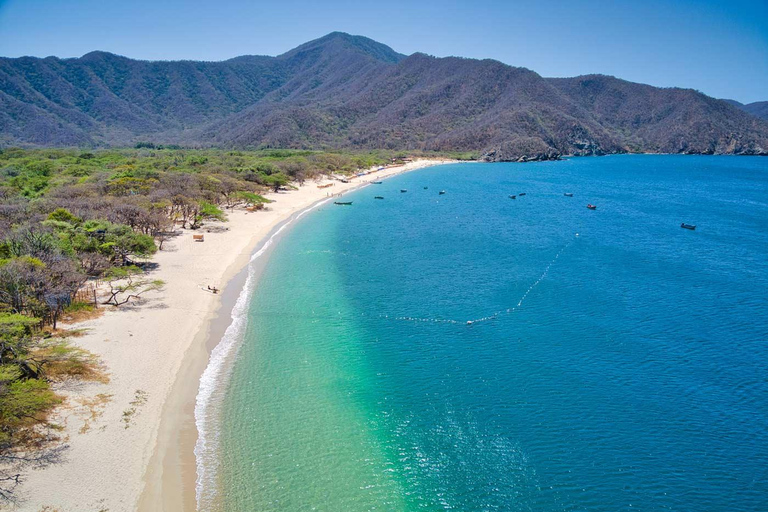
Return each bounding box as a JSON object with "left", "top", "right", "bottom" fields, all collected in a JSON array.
[{"left": 15, "top": 159, "right": 455, "bottom": 512}]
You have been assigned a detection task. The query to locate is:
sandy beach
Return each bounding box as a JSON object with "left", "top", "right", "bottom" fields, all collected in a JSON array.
[{"left": 13, "top": 159, "right": 455, "bottom": 512}]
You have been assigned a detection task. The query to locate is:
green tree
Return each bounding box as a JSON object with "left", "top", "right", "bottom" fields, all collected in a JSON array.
[
  {"left": 46, "top": 208, "right": 81, "bottom": 225},
  {"left": 195, "top": 201, "right": 225, "bottom": 226},
  {"left": 55, "top": 221, "right": 157, "bottom": 266},
  {"left": 263, "top": 173, "right": 290, "bottom": 193}
]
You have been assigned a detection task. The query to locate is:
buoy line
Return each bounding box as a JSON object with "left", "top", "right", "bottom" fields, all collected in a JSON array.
[{"left": 379, "top": 233, "right": 579, "bottom": 326}]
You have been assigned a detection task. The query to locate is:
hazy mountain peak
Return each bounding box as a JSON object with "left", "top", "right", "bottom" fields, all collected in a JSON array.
[
  {"left": 279, "top": 31, "right": 405, "bottom": 64},
  {"left": 744, "top": 101, "right": 768, "bottom": 120},
  {"left": 78, "top": 50, "right": 127, "bottom": 62},
  {"left": 724, "top": 100, "right": 768, "bottom": 121}
]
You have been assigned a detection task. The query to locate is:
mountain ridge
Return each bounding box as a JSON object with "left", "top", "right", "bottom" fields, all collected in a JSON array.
[
  {"left": 1, "top": 32, "right": 767, "bottom": 159},
  {"left": 724, "top": 99, "right": 768, "bottom": 121}
]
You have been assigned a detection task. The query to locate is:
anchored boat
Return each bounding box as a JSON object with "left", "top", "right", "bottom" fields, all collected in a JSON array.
[
  {"left": 401, "top": 189, "right": 407, "bottom": 193},
  {"left": 564, "top": 193, "right": 574, "bottom": 197},
  {"left": 587, "top": 204, "right": 597, "bottom": 210},
  {"left": 374, "top": 196, "right": 384, "bottom": 200},
  {"left": 509, "top": 195, "right": 516, "bottom": 199},
  {"left": 439, "top": 190, "right": 446, "bottom": 195},
  {"left": 681, "top": 223, "right": 696, "bottom": 230},
  {"left": 334, "top": 201, "right": 353, "bottom": 205}
]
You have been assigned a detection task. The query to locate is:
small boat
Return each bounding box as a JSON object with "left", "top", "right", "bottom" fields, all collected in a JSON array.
[
  {"left": 400, "top": 189, "right": 407, "bottom": 193},
  {"left": 372, "top": 181, "right": 383, "bottom": 185},
  {"left": 423, "top": 186, "right": 428, "bottom": 190},
  {"left": 587, "top": 204, "right": 596, "bottom": 210},
  {"left": 334, "top": 201, "right": 353, "bottom": 206},
  {"left": 374, "top": 196, "right": 384, "bottom": 200},
  {"left": 681, "top": 223, "right": 696, "bottom": 230},
  {"left": 564, "top": 193, "right": 573, "bottom": 197},
  {"left": 518, "top": 193, "right": 526, "bottom": 196},
  {"left": 439, "top": 190, "right": 446, "bottom": 195},
  {"left": 509, "top": 195, "right": 516, "bottom": 199}
]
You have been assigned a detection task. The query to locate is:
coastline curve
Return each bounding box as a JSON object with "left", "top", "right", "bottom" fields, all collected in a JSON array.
[{"left": 194, "top": 197, "right": 333, "bottom": 509}]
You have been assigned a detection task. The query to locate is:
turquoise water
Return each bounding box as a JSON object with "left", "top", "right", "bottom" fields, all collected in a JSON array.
[{"left": 214, "top": 155, "right": 768, "bottom": 511}]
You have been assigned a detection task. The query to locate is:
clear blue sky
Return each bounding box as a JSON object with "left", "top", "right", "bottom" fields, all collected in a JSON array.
[{"left": 0, "top": 0, "right": 766, "bottom": 103}]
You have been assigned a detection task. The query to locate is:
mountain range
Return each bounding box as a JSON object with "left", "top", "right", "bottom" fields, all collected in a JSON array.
[{"left": 1, "top": 32, "right": 767, "bottom": 160}]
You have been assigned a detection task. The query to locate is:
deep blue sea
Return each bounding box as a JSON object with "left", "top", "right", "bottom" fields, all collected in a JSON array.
[{"left": 205, "top": 155, "right": 768, "bottom": 511}]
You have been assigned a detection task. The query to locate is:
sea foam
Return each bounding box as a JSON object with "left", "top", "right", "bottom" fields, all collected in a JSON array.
[{"left": 194, "top": 198, "right": 331, "bottom": 510}]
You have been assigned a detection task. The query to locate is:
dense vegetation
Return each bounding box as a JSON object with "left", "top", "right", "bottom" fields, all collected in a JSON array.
[
  {"left": 2, "top": 33, "right": 767, "bottom": 159},
  {"left": 0, "top": 148, "right": 403, "bottom": 309},
  {"left": 0, "top": 146, "right": 412, "bottom": 501}
]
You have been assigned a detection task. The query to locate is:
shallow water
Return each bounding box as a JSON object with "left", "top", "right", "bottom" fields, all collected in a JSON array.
[{"left": 211, "top": 155, "right": 768, "bottom": 511}]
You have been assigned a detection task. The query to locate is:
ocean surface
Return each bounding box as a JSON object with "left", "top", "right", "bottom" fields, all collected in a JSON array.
[{"left": 201, "top": 155, "right": 768, "bottom": 511}]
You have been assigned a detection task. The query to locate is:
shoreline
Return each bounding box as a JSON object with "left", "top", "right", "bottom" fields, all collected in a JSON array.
[
  {"left": 139, "top": 209, "right": 289, "bottom": 512},
  {"left": 15, "top": 158, "right": 456, "bottom": 512},
  {"left": 145, "top": 159, "right": 459, "bottom": 512}
]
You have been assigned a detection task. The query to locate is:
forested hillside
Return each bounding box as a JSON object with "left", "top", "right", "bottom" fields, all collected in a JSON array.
[{"left": 2, "top": 32, "right": 767, "bottom": 160}]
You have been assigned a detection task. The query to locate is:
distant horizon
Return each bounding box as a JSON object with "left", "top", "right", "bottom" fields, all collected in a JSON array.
[{"left": 1, "top": 0, "right": 766, "bottom": 104}]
